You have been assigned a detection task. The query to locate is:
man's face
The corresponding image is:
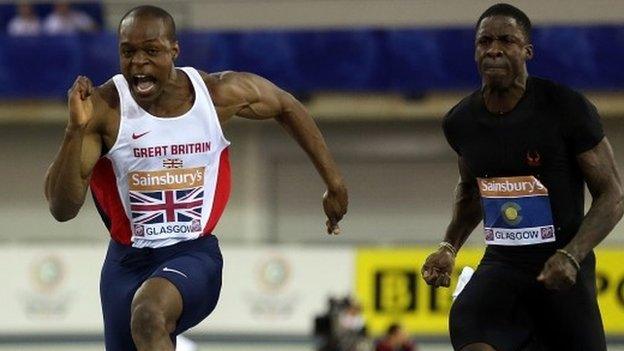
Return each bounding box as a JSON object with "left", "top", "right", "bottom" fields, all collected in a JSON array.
[
  {"left": 475, "top": 16, "right": 533, "bottom": 89},
  {"left": 118, "top": 16, "right": 179, "bottom": 103}
]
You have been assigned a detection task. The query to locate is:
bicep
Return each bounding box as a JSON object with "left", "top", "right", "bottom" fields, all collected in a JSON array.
[
  {"left": 455, "top": 157, "right": 481, "bottom": 201},
  {"left": 210, "top": 71, "right": 289, "bottom": 121},
  {"left": 236, "top": 74, "right": 290, "bottom": 121},
  {"left": 577, "top": 137, "right": 622, "bottom": 197},
  {"left": 562, "top": 93, "right": 604, "bottom": 154},
  {"left": 457, "top": 157, "right": 477, "bottom": 187}
]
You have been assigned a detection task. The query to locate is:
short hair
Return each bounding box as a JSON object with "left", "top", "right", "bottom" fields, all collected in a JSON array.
[
  {"left": 118, "top": 5, "right": 177, "bottom": 42},
  {"left": 476, "top": 3, "right": 532, "bottom": 42}
]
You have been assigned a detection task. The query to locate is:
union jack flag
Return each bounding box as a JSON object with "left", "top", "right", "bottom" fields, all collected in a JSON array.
[
  {"left": 129, "top": 187, "right": 204, "bottom": 224},
  {"left": 163, "top": 158, "right": 183, "bottom": 169}
]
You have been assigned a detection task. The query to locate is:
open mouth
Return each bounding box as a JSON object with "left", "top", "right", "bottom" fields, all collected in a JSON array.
[
  {"left": 483, "top": 66, "right": 508, "bottom": 75},
  {"left": 131, "top": 74, "right": 157, "bottom": 96}
]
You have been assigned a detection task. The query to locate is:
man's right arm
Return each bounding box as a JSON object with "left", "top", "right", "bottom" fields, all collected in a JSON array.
[
  {"left": 443, "top": 157, "right": 483, "bottom": 251},
  {"left": 44, "top": 76, "right": 104, "bottom": 221},
  {"left": 421, "top": 157, "right": 482, "bottom": 288}
]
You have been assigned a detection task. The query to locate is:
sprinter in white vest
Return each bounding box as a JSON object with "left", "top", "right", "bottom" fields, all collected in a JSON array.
[{"left": 44, "top": 5, "right": 348, "bottom": 351}]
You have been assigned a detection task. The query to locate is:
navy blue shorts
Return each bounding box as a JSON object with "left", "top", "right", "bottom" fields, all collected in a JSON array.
[{"left": 100, "top": 235, "right": 223, "bottom": 351}]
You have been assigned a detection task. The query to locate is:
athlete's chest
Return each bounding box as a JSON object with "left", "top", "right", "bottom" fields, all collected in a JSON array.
[{"left": 459, "top": 109, "right": 568, "bottom": 178}]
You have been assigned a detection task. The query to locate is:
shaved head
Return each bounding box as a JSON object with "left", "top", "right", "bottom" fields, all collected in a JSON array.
[{"left": 118, "top": 5, "right": 176, "bottom": 42}]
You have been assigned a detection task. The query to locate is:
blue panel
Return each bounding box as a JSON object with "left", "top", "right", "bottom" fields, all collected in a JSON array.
[
  {"left": 436, "top": 28, "right": 480, "bottom": 89},
  {"left": 530, "top": 26, "right": 598, "bottom": 89},
  {"left": 382, "top": 29, "right": 447, "bottom": 92},
  {"left": 2, "top": 34, "right": 82, "bottom": 97},
  {"left": 231, "top": 31, "right": 301, "bottom": 91},
  {"left": 177, "top": 31, "right": 236, "bottom": 73},
  {"left": 290, "top": 30, "right": 380, "bottom": 91},
  {"left": 0, "top": 25, "right": 622, "bottom": 98},
  {"left": 80, "top": 32, "right": 119, "bottom": 86}
]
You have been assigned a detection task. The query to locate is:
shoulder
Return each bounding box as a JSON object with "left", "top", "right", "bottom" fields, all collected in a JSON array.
[
  {"left": 443, "top": 90, "right": 479, "bottom": 129},
  {"left": 197, "top": 69, "right": 274, "bottom": 106},
  {"left": 89, "top": 79, "right": 119, "bottom": 132},
  {"left": 530, "top": 76, "right": 592, "bottom": 108},
  {"left": 198, "top": 70, "right": 262, "bottom": 91},
  {"left": 93, "top": 79, "right": 119, "bottom": 111}
]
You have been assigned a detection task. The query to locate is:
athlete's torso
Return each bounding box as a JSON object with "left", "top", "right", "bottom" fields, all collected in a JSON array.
[
  {"left": 444, "top": 77, "right": 604, "bottom": 265},
  {"left": 90, "top": 67, "right": 231, "bottom": 248}
]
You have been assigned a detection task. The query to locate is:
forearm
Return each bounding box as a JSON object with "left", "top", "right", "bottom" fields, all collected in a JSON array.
[
  {"left": 276, "top": 99, "right": 344, "bottom": 190},
  {"left": 565, "top": 192, "right": 624, "bottom": 261},
  {"left": 443, "top": 182, "right": 482, "bottom": 252},
  {"left": 45, "top": 126, "right": 90, "bottom": 221}
]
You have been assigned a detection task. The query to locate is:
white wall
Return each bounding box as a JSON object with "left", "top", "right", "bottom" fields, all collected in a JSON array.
[
  {"left": 0, "top": 244, "right": 353, "bottom": 335},
  {"left": 2, "top": 118, "right": 623, "bottom": 246}
]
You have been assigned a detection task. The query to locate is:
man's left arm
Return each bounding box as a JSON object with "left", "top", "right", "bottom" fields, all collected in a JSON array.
[
  {"left": 538, "top": 137, "right": 624, "bottom": 289},
  {"left": 208, "top": 71, "right": 348, "bottom": 234}
]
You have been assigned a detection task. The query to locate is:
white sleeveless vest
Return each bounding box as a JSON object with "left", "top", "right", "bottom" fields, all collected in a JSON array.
[{"left": 90, "top": 67, "right": 231, "bottom": 248}]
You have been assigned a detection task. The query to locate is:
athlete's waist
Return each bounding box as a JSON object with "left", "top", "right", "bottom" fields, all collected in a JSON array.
[{"left": 108, "top": 234, "right": 219, "bottom": 266}]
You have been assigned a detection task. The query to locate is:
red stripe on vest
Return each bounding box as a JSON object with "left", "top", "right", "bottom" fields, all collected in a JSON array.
[
  {"left": 203, "top": 148, "right": 231, "bottom": 235},
  {"left": 90, "top": 157, "right": 132, "bottom": 245}
]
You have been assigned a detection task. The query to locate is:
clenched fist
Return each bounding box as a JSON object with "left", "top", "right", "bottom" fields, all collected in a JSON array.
[
  {"left": 421, "top": 247, "right": 456, "bottom": 288},
  {"left": 67, "top": 75, "right": 95, "bottom": 129}
]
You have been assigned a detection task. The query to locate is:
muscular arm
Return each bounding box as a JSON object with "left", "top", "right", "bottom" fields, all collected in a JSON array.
[
  {"left": 443, "top": 157, "right": 483, "bottom": 252},
  {"left": 204, "top": 71, "right": 347, "bottom": 233},
  {"left": 422, "top": 157, "right": 481, "bottom": 288},
  {"left": 537, "top": 137, "right": 623, "bottom": 289},
  {"left": 565, "top": 137, "right": 624, "bottom": 261},
  {"left": 44, "top": 77, "right": 107, "bottom": 221}
]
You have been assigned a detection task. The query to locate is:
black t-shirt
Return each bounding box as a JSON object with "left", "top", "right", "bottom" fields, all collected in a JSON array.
[{"left": 443, "top": 77, "right": 604, "bottom": 267}]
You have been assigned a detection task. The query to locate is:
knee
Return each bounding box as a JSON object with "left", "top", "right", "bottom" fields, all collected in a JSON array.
[{"left": 130, "top": 302, "right": 172, "bottom": 340}]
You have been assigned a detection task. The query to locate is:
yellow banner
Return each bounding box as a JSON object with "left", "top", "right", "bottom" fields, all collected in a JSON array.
[{"left": 355, "top": 247, "right": 624, "bottom": 336}]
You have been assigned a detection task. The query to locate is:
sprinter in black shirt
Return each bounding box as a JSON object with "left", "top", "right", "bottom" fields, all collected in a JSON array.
[{"left": 421, "top": 4, "right": 623, "bottom": 351}]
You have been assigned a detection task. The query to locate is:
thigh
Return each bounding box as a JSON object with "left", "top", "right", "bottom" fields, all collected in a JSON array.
[
  {"left": 533, "top": 252, "right": 606, "bottom": 351},
  {"left": 150, "top": 240, "right": 223, "bottom": 334},
  {"left": 450, "top": 263, "right": 533, "bottom": 351},
  {"left": 100, "top": 247, "right": 152, "bottom": 351}
]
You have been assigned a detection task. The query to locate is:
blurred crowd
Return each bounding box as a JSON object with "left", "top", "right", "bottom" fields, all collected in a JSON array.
[
  {"left": 7, "top": 1, "right": 97, "bottom": 36},
  {"left": 315, "top": 296, "right": 418, "bottom": 351}
]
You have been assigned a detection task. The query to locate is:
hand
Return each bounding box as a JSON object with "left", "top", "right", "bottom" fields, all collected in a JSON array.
[
  {"left": 421, "top": 248, "right": 455, "bottom": 288},
  {"left": 537, "top": 252, "right": 578, "bottom": 290},
  {"left": 323, "top": 185, "right": 348, "bottom": 235},
  {"left": 67, "top": 75, "right": 95, "bottom": 130}
]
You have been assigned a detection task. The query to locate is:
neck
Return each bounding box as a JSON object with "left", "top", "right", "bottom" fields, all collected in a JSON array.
[
  {"left": 137, "top": 68, "right": 192, "bottom": 116},
  {"left": 482, "top": 73, "right": 528, "bottom": 115}
]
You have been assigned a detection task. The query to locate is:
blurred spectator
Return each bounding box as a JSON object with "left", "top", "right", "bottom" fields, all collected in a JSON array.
[
  {"left": 337, "top": 297, "right": 368, "bottom": 351},
  {"left": 338, "top": 298, "right": 365, "bottom": 333},
  {"left": 7, "top": 2, "right": 41, "bottom": 36},
  {"left": 314, "top": 296, "right": 370, "bottom": 351},
  {"left": 43, "top": 1, "right": 97, "bottom": 34},
  {"left": 375, "top": 323, "right": 417, "bottom": 351}
]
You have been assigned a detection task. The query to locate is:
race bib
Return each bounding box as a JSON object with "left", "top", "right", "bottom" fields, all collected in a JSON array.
[
  {"left": 127, "top": 167, "right": 206, "bottom": 239},
  {"left": 478, "top": 176, "right": 556, "bottom": 246}
]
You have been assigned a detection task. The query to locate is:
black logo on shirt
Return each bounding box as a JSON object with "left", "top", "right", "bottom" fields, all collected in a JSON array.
[{"left": 526, "top": 150, "right": 541, "bottom": 167}]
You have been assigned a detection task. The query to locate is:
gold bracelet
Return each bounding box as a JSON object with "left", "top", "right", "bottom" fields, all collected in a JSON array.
[
  {"left": 556, "top": 249, "right": 581, "bottom": 271},
  {"left": 439, "top": 242, "right": 457, "bottom": 257}
]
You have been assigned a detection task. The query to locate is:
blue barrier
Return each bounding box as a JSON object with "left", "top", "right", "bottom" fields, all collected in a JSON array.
[{"left": 0, "top": 25, "right": 622, "bottom": 99}]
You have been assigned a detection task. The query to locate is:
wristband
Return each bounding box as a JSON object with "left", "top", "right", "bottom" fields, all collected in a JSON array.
[
  {"left": 439, "top": 241, "right": 457, "bottom": 257},
  {"left": 556, "top": 249, "right": 581, "bottom": 271}
]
